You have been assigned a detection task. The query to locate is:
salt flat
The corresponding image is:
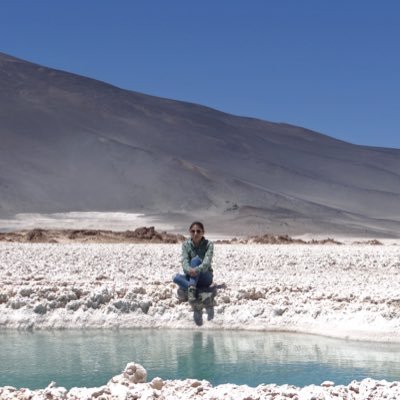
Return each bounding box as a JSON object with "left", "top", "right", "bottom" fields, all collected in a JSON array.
[
  {"left": 2, "top": 242, "right": 400, "bottom": 399},
  {"left": 1, "top": 243, "right": 399, "bottom": 342}
]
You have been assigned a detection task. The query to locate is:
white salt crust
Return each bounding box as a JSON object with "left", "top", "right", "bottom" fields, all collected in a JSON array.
[
  {"left": 1, "top": 243, "right": 400, "bottom": 342},
  {"left": 1, "top": 361, "right": 400, "bottom": 400},
  {"left": 2, "top": 243, "right": 400, "bottom": 398}
]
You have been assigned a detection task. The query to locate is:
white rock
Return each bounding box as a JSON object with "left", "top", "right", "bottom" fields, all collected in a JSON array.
[{"left": 151, "top": 377, "right": 164, "bottom": 390}]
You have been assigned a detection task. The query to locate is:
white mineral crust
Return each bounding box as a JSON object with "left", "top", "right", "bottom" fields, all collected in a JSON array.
[
  {"left": 1, "top": 243, "right": 400, "bottom": 342},
  {"left": 1, "top": 243, "right": 400, "bottom": 398},
  {"left": 0, "top": 362, "right": 399, "bottom": 399}
]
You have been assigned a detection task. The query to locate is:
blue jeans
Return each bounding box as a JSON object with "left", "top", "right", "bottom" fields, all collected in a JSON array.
[{"left": 173, "top": 256, "right": 213, "bottom": 291}]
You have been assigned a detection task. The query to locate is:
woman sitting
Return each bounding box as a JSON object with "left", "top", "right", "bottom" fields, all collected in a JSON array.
[{"left": 173, "top": 221, "right": 214, "bottom": 304}]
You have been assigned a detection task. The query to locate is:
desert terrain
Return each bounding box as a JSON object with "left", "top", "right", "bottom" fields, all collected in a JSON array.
[{"left": 1, "top": 228, "right": 400, "bottom": 398}]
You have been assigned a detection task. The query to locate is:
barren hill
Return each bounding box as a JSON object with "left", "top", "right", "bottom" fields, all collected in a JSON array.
[{"left": 1, "top": 52, "right": 400, "bottom": 236}]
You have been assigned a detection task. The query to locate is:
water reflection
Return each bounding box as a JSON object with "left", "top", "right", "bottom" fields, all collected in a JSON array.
[{"left": 1, "top": 330, "right": 400, "bottom": 389}]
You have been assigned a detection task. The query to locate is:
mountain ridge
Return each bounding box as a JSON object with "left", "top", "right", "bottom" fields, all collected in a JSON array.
[{"left": 1, "top": 51, "right": 400, "bottom": 236}]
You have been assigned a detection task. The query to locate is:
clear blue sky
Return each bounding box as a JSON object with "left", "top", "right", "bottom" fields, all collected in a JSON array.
[{"left": 1, "top": 1, "right": 399, "bottom": 148}]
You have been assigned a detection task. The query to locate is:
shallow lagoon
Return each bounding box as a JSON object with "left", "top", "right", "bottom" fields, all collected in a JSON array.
[{"left": 1, "top": 330, "right": 400, "bottom": 390}]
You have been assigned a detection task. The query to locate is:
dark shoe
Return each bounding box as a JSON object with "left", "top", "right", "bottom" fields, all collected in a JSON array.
[
  {"left": 188, "top": 286, "right": 196, "bottom": 304},
  {"left": 176, "top": 288, "right": 188, "bottom": 302}
]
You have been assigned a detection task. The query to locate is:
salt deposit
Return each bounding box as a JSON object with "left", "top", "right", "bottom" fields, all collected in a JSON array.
[
  {"left": 0, "top": 243, "right": 400, "bottom": 342},
  {"left": 2, "top": 242, "right": 400, "bottom": 398},
  {"left": 1, "top": 362, "right": 399, "bottom": 399}
]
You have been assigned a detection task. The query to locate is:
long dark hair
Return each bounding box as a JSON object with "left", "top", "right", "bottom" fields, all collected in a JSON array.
[{"left": 189, "top": 221, "right": 204, "bottom": 231}]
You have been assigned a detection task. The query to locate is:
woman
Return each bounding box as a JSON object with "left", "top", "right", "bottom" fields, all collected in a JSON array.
[{"left": 173, "top": 221, "right": 214, "bottom": 304}]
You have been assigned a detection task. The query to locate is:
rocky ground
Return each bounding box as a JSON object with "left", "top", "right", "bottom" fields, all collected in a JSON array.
[
  {"left": 0, "top": 227, "right": 382, "bottom": 245},
  {"left": 0, "top": 242, "right": 400, "bottom": 340},
  {"left": 1, "top": 241, "right": 400, "bottom": 399},
  {"left": 1, "top": 361, "right": 399, "bottom": 400},
  {"left": 0, "top": 227, "right": 185, "bottom": 244}
]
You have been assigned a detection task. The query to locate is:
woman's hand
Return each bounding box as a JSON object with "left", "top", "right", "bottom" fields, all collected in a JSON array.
[{"left": 188, "top": 267, "right": 198, "bottom": 277}]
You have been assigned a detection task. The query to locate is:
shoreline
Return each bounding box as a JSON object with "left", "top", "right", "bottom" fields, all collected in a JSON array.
[
  {"left": 1, "top": 361, "right": 400, "bottom": 399},
  {"left": 2, "top": 242, "right": 400, "bottom": 398},
  {"left": 2, "top": 323, "right": 400, "bottom": 345},
  {"left": 1, "top": 242, "right": 400, "bottom": 343}
]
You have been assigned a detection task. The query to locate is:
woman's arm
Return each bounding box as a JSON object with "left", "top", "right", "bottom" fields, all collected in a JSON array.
[
  {"left": 181, "top": 241, "right": 191, "bottom": 274},
  {"left": 197, "top": 241, "right": 214, "bottom": 273}
]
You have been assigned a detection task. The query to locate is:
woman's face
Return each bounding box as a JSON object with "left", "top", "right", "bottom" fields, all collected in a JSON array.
[{"left": 190, "top": 224, "right": 204, "bottom": 243}]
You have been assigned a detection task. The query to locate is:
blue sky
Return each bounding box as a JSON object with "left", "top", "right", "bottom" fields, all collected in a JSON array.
[{"left": 1, "top": 1, "right": 399, "bottom": 148}]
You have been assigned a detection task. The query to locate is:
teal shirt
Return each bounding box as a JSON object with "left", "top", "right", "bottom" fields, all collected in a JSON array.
[{"left": 181, "top": 237, "right": 214, "bottom": 274}]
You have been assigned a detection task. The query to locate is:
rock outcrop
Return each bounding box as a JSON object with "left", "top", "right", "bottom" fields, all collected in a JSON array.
[{"left": 0, "top": 227, "right": 185, "bottom": 244}]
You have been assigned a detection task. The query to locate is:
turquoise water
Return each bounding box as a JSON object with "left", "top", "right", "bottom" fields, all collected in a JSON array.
[{"left": 1, "top": 330, "right": 400, "bottom": 389}]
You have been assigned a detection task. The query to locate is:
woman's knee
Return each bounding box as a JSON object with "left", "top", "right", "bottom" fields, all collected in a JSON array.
[{"left": 173, "top": 273, "right": 188, "bottom": 285}]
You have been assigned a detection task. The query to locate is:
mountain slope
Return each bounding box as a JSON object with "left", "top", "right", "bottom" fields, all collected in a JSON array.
[{"left": 1, "top": 52, "right": 400, "bottom": 236}]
